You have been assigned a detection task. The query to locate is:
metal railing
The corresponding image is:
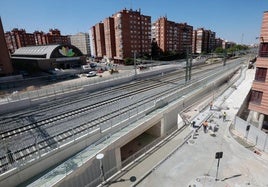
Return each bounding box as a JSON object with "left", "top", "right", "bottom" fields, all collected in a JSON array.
[{"left": 0, "top": 71, "right": 134, "bottom": 104}]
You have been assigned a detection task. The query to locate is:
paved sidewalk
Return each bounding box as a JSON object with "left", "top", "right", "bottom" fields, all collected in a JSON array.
[{"left": 105, "top": 68, "right": 268, "bottom": 187}]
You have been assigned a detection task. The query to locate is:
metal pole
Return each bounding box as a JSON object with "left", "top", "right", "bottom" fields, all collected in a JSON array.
[
  {"left": 215, "top": 158, "right": 220, "bottom": 181},
  {"left": 215, "top": 152, "right": 223, "bottom": 181},
  {"left": 189, "top": 52, "right": 192, "bottom": 81},
  {"left": 185, "top": 48, "right": 189, "bottom": 83},
  {"left": 100, "top": 159, "right": 105, "bottom": 182},
  {"left": 223, "top": 50, "right": 227, "bottom": 66},
  {"left": 134, "top": 52, "right": 137, "bottom": 77},
  {"left": 96, "top": 153, "right": 105, "bottom": 183}
]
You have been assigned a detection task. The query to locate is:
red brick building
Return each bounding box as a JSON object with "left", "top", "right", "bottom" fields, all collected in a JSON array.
[
  {"left": 0, "top": 17, "right": 13, "bottom": 75},
  {"left": 192, "top": 28, "right": 216, "bottom": 54},
  {"left": 5, "top": 28, "right": 35, "bottom": 54},
  {"left": 113, "top": 9, "right": 151, "bottom": 60},
  {"left": 91, "top": 23, "right": 106, "bottom": 58},
  {"left": 33, "top": 31, "right": 47, "bottom": 45},
  {"left": 248, "top": 11, "right": 268, "bottom": 130},
  {"left": 153, "top": 17, "right": 193, "bottom": 54},
  {"left": 103, "top": 17, "right": 116, "bottom": 59},
  {"left": 45, "top": 29, "right": 69, "bottom": 45},
  {"left": 5, "top": 28, "right": 70, "bottom": 54},
  {"left": 91, "top": 9, "right": 151, "bottom": 61}
]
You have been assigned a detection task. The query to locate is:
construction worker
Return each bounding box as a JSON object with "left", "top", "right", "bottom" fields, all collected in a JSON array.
[{"left": 202, "top": 120, "right": 209, "bottom": 133}]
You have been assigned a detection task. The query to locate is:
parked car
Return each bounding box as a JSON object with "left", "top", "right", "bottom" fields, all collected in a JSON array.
[{"left": 86, "top": 71, "right": 97, "bottom": 77}]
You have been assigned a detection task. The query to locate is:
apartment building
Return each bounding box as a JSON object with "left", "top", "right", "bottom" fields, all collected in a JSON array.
[
  {"left": 103, "top": 17, "right": 116, "bottom": 59},
  {"left": 222, "top": 40, "right": 236, "bottom": 49},
  {"left": 92, "top": 23, "right": 106, "bottom": 58},
  {"left": 5, "top": 28, "right": 70, "bottom": 54},
  {"left": 178, "top": 23, "right": 193, "bottom": 54},
  {"left": 215, "top": 38, "right": 224, "bottom": 49},
  {"left": 248, "top": 11, "right": 268, "bottom": 130},
  {"left": 5, "top": 28, "right": 35, "bottom": 54},
  {"left": 33, "top": 31, "right": 47, "bottom": 45},
  {"left": 192, "top": 28, "right": 216, "bottom": 54},
  {"left": 208, "top": 30, "right": 216, "bottom": 52},
  {"left": 153, "top": 17, "right": 193, "bottom": 54},
  {"left": 69, "top": 32, "right": 90, "bottom": 56},
  {"left": 91, "top": 9, "right": 151, "bottom": 61},
  {"left": 0, "top": 17, "right": 13, "bottom": 75},
  {"left": 90, "top": 26, "right": 97, "bottom": 57},
  {"left": 113, "top": 9, "right": 151, "bottom": 60},
  {"left": 45, "top": 29, "right": 70, "bottom": 45}
]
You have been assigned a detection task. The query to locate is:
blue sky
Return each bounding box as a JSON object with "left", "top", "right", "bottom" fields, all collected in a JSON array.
[{"left": 1, "top": 0, "right": 268, "bottom": 45}]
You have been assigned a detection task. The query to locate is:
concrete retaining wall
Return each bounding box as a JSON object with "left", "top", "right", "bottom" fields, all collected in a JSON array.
[{"left": 0, "top": 129, "right": 101, "bottom": 187}]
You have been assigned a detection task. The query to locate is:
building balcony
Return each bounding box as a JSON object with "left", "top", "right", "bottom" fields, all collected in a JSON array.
[
  {"left": 259, "top": 51, "right": 268, "bottom": 58},
  {"left": 259, "top": 43, "right": 268, "bottom": 57}
]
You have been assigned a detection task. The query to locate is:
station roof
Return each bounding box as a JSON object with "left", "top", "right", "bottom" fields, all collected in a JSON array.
[
  {"left": 12, "top": 45, "right": 59, "bottom": 59},
  {"left": 12, "top": 44, "right": 83, "bottom": 59}
]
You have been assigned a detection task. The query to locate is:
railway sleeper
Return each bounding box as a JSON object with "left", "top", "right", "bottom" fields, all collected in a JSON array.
[
  {"left": 0, "top": 163, "right": 9, "bottom": 173},
  {"left": 58, "top": 134, "right": 72, "bottom": 142},
  {"left": 16, "top": 150, "right": 37, "bottom": 161},
  {"left": 77, "top": 126, "right": 85, "bottom": 131},
  {"left": 73, "top": 129, "right": 83, "bottom": 136},
  {"left": 0, "top": 157, "right": 8, "bottom": 166},
  {"left": 57, "top": 132, "right": 67, "bottom": 138},
  {"left": 67, "top": 131, "right": 73, "bottom": 136},
  {"left": 55, "top": 135, "right": 62, "bottom": 141},
  {"left": 32, "top": 146, "right": 36, "bottom": 152},
  {"left": 90, "top": 121, "right": 98, "bottom": 126}
]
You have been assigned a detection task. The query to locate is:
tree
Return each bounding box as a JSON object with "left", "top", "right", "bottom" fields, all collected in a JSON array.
[
  {"left": 214, "top": 47, "right": 225, "bottom": 54},
  {"left": 124, "top": 58, "right": 134, "bottom": 65},
  {"left": 151, "top": 39, "right": 162, "bottom": 59}
]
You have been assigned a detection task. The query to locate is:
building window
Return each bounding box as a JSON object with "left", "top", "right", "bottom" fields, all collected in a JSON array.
[
  {"left": 250, "top": 90, "right": 263, "bottom": 104},
  {"left": 259, "top": 43, "right": 268, "bottom": 57},
  {"left": 255, "top": 67, "right": 267, "bottom": 82}
]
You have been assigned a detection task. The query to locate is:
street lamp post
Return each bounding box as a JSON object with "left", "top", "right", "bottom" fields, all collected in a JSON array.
[
  {"left": 96, "top": 153, "right": 105, "bottom": 183},
  {"left": 185, "top": 46, "right": 192, "bottom": 83},
  {"left": 223, "top": 50, "right": 227, "bottom": 66},
  {"left": 134, "top": 52, "right": 137, "bottom": 78}
]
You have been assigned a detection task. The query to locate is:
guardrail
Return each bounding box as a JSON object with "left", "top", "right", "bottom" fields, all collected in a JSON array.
[{"left": 0, "top": 72, "right": 133, "bottom": 104}]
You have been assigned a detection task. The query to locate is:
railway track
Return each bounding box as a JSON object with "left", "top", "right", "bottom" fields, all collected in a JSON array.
[
  {"left": 0, "top": 62, "right": 216, "bottom": 126},
  {"left": 0, "top": 63, "right": 219, "bottom": 140},
  {"left": 0, "top": 77, "right": 185, "bottom": 170},
  {"left": 0, "top": 61, "right": 234, "bottom": 173}
]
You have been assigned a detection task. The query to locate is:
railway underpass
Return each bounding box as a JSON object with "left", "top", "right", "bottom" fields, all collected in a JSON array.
[{"left": 120, "top": 123, "right": 161, "bottom": 165}]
